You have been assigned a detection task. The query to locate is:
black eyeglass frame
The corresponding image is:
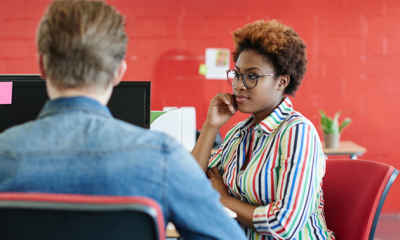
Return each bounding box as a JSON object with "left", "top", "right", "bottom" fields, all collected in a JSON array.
[{"left": 226, "top": 69, "right": 275, "bottom": 89}]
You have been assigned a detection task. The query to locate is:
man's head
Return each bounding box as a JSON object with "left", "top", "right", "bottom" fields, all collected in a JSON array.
[{"left": 37, "top": 0, "right": 128, "bottom": 94}]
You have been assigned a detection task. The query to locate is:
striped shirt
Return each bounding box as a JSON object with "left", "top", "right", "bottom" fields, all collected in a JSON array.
[{"left": 208, "top": 98, "right": 335, "bottom": 240}]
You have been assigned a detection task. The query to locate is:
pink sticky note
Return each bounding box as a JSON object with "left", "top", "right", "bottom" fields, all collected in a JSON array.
[{"left": 0, "top": 82, "right": 13, "bottom": 104}]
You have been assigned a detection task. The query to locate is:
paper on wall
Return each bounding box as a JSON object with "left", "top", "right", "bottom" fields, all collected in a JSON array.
[{"left": 205, "top": 48, "right": 230, "bottom": 80}]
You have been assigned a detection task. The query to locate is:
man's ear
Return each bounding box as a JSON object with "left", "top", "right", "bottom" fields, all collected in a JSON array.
[
  {"left": 112, "top": 60, "right": 127, "bottom": 86},
  {"left": 36, "top": 53, "right": 47, "bottom": 80},
  {"left": 278, "top": 75, "right": 290, "bottom": 90}
]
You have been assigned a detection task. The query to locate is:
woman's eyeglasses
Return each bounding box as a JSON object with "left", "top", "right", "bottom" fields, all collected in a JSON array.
[{"left": 226, "top": 69, "right": 275, "bottom": 89}]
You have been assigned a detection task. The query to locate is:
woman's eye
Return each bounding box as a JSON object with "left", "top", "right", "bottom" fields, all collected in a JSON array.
[{"left": 248, "top": 74, "right": 257, "bottom": 79}]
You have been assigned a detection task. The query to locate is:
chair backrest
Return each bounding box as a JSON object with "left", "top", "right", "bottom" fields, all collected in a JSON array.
[
  {"left": 323, "top": 159, "right": 398, "bottom": 240},
  {"left": 0, "top": 193, "right": 165, "bottom": 240}
]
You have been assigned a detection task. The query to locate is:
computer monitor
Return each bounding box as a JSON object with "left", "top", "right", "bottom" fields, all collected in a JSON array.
[{"left": 0, "top": 75, "right": 151, "bottom": 132}]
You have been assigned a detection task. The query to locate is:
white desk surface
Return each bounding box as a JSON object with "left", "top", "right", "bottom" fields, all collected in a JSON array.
[{"left": 166, "top": 207, "right": 236, "bottom": 237}]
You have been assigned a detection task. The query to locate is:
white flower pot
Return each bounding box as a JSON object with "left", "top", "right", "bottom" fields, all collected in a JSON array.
[{"left": 324, "top": 133, "right": 341, "bottom": 149}]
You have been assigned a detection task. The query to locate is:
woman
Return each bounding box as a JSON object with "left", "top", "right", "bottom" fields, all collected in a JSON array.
[{"left": 192, "top": 20, "right": 335, "bottom": 240}]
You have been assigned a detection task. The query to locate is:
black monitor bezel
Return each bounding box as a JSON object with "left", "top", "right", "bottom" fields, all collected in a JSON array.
[
  {"left": 0, "top": 75, "right": 44, "bottom": 81},
  {"left": 0, "top": 75, "right": 151, "bottom": 129}
]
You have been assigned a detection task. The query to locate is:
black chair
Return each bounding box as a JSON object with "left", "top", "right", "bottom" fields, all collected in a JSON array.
[{"left": 0, "top": 193, "right": 165, "bottom": 240}]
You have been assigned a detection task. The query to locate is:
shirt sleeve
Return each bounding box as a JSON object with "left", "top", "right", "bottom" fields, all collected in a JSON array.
[
  {"left": 208, "top": 123, "right": 240, "bottom": 173},
  {"left": 166, "top": 139, "right": 247, "bottom": 240},
  {"left": 207, "top": 143, "right": 224, "bottom": 172},
  {"left": 252, "top": 122, "right": 325, "bottom": 239}
]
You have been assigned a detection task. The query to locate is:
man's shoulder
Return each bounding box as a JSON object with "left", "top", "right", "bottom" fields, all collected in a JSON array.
[
  {"left": 0, "top": 117, "right": 177, "bottom": 156},
  {"left": 107, "top": 118, "right": 177, "bottom": 151}
]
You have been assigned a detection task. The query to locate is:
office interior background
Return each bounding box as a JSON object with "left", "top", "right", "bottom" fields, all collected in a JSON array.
[{"left": 0, "top": 0, "right": 399, "bottom": 216}]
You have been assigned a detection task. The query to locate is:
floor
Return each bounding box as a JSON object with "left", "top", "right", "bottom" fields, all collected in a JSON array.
[{"left": 374, "top": 213, "right": 400, "bottom": 240}]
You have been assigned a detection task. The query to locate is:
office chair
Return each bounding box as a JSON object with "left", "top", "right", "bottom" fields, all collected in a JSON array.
[
  {"left": 323, "top": 159, "right": 398, "bottom": 240},
  {"left": 0, "top": 193, "right": 165, "bottom": 240}
]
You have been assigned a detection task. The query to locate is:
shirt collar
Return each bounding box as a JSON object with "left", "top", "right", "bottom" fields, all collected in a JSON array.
[
  {"left": 237, "top": 97, "right": 294, "bottom": 135},
  {"left": 38, "top": 96, "right": 112, "bottom": 119}
]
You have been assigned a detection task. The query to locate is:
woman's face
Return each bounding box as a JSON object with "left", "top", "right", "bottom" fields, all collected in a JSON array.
[{"left": 233, "top": 49, "right": 287, "bottom": 122}]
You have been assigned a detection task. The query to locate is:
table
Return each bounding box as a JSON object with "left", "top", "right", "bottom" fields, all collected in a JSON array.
[
  {"left": 322, "top": 140, "right": 366, "bottom": 159},
  {"left": 166, "top": 223, "right": 180, "bottom": 238},
  {"left": 166, "top": 207, "right": 236, "bottom": 239}
]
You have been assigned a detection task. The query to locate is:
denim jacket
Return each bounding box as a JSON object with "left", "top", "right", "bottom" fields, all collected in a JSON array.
[{"left": 0, "top": 97, "right": 246, "bottom": 240}]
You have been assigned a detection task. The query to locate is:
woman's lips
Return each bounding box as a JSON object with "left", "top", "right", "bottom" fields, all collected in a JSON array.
[{"left": 235, "top": 96, "right": 249, "bottom": 103}]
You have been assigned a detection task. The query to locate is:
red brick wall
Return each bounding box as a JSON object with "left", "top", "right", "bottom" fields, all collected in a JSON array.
[{"left": 1, "top": 0, "right": 399, "bottom": 212}]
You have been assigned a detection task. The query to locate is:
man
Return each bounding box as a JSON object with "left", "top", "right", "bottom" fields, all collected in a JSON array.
[{"left": 0, "top": 1, "right": 247, "bottom": 239}]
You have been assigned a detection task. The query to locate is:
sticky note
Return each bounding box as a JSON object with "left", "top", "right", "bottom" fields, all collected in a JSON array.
[
  {"left": 198, "top": 64, "right": 208, "bottom": 75},
  {"left": 0, "top": 82, "right": 13, "bottom": 104}
]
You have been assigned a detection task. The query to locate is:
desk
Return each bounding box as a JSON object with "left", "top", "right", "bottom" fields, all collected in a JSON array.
[
  {"left": 322, "top": 140, "right": 366, "bottom": 159},
  {"left": 166, "top": 223, "right": 180, "bottom": 238},
  {"left": 166, "top": 207, "right": 236, "bottom": 239}
]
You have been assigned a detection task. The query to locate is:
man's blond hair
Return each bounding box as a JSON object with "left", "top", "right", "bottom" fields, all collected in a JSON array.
[{"left": 37, "top": 0, "right": 128, "bottom": 92}]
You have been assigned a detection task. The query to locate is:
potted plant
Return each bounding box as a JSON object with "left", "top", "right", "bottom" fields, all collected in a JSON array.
[{"left": 318, "top": 110, "right": 351, "bottom": 149}]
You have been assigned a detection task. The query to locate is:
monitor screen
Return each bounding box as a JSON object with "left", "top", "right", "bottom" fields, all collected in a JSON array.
[{"left": 0, "top": 75, "right": 151, "bottom": 132}]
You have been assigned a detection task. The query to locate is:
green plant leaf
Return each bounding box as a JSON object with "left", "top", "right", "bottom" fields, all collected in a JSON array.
[
  {"left": 331, "top": 111, "right": 341, "bottom": 133},
  {"left": 339, "top": 118, "right": 351, "bottom": 133},
  {"left": 321, "top": 124, "right": 331, "bottom": 134},
  {"left": 319, "top": 110, "right": 329, "bottom": 134},
  {"left": 326, "top": 117, "right": 334, "bottom": 133},
  {"left": 319, "top": 110, "right": 334, "bottom": 134},
  {"left": 319, "top": 109, "right": 351, "bottom": 134}
]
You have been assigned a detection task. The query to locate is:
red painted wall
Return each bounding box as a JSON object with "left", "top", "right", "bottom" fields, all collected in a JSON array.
[{"left": 0, "top": 0, "right": 399, "bottom": 212}]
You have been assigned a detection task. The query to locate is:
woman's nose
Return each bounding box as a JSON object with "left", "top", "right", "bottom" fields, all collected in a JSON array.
[{"left": 234, "top": 76, "right": 247, "bottom": 91}]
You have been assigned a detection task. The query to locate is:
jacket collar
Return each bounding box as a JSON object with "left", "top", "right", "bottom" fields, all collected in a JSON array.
[{"left": 38, "top": 97, "right": 112, "bottom": 119}]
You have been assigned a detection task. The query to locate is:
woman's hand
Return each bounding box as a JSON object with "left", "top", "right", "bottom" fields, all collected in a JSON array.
[
  {"left": 205, "top": 93, "right": 237, "bottom": 129},
  {"left": 191, "top": 93, "right": 235, "bottom": 172},
  {"left": 207, "top": 166, "right": 258, "bottom": 230},
  {"left": 207, "top": 167, "right": 232, "bottom": 204}
]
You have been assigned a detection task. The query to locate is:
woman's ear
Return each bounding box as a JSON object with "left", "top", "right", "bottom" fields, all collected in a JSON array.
[{"left": 278, "top": 75, "right": 290, "bottom": 90}]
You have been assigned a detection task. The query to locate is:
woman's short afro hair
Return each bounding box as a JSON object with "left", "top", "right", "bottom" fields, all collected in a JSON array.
[{"left": 232, "top": 20, "right": 307, "bottom": 96}]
